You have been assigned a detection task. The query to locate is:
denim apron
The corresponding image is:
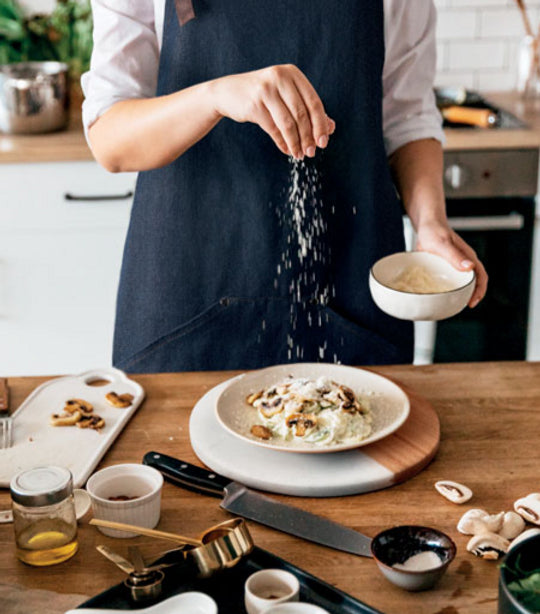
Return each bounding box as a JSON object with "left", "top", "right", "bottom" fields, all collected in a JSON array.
[{"left": 112, "top": 0, "right": 413, "bottom": 373}]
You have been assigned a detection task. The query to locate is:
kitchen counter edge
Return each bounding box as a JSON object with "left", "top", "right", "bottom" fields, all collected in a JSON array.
[{"left": 3, "top": 92, "right": 540, "bottom": 163}]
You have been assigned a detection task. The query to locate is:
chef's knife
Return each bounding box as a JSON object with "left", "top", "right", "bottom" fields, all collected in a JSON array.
[{"left": 143, "top": 451, "right": 373, "bottom": 558}]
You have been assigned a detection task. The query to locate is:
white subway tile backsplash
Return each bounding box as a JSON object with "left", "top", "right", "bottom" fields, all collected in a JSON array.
[
  {"left": 449, "top": 0, "right": 515, "bottom": 7},
  {"left": 437, "top": 9, "right": 478, "bottom": 40},
  {"left": 437, "top": 42, "right": 447, "bottom": 71},
  {"left": 480, "top": 8, "right": 535, "bottom": 37},
  {"left": 434, "top": 0, "right": 538, "bottom": 90},
  {"left": 476, "top": 69, "right": 518, "bottom": 90},
  {"left": 448, "top": 41, "right": 506, "bottom": 70},
  {"left": 434, "top": 72, "right": 476, "bottom": 89}
]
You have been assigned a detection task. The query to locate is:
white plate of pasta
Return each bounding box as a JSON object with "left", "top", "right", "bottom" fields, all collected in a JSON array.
[{"left": 215, "top": 363, "right": 410, "bottom": 453}]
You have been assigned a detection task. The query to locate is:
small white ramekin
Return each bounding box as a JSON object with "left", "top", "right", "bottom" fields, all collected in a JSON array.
[
  {"left": 86, "top": 463, "right": 163, "bottom": 538},
  {"left": 245, "top": 569, "right": 300, "bottom": 614}
]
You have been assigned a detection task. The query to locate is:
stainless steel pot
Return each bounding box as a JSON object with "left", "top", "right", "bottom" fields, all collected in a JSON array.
[{"left": 0, "top": 61, "right": 69, "bottom": 134}]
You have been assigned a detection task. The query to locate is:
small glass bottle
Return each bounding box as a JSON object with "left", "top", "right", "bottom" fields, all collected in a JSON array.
[
  {"left": 517, "top": 35, "right": 540, "bottom": 98},
  {"left": 10, "top": 466, "right": 78, "bottom": 566}
]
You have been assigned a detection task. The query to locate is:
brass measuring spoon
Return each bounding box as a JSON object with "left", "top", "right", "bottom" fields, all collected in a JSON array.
[
  {"left": 90, "top": 518, "right": 201, "bottom": 546},
  {"left": 185, "top": 518, "right": 254, "bottom": 577}
]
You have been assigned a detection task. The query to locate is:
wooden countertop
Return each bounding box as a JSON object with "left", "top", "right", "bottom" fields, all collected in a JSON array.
[
  {"left": 444, "top": 91, "right": 540, "bottom": 151},
  {"left": 1, "top": 362, "right": 540, "bottom": 613},
  {"left": 0, "top": 111, "right": 93, "bottom": 164},
  {"left": 3, "top": 91, "right": 540, "bottom": 163}
]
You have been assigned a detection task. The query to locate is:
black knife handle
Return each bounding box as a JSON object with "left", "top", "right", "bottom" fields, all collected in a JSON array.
[{"left": 142, "top": 451, "right": 230, "bottom": 498}]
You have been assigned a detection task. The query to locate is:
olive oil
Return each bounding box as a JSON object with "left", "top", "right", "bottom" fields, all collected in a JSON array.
[
  {"left": 10, "top": 466, "right": 78, "bottom": 566},
  {"left": 16, "top": 519, "right": 78, "bottom": 566}
]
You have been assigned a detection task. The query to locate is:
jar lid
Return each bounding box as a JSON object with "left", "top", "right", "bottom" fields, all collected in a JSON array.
[{"left": 10, "top": 466, "right": 73, "bottom": 507}]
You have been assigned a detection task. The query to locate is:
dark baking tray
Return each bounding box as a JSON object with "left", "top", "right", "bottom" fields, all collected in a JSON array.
[{"left": 78, "top": 546, "right": 383, "bottom": 613}]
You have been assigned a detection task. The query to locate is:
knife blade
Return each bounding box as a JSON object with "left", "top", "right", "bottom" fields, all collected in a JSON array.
[{"left": 143, "top": 451, "right": 373, "bottom": 558}]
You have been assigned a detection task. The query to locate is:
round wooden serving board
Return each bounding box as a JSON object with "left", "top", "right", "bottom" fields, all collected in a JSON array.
[{"left": 189, "top": 376, "right": 440, "bottom": 497}]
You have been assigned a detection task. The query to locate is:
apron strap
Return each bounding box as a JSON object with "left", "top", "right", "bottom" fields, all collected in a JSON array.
[{"left": 174, "top": 0, "right": 196, "bottom": 26}]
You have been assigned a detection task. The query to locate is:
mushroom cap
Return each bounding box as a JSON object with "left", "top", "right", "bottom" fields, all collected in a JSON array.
[
  {"left": 514, "top": 493, "right": 540, "bottom": 525},
  {"left": 457, "top": 509, "right": 504, "bottom": 535},
  {"left": 466, "top": 532, "right": 510, "bottom": 560},
  {"left": 457, "top": 509, "right": 488, "bottom": 535},
  {"left": 500, "top": 511, "right": 526, "bottom": 540}
]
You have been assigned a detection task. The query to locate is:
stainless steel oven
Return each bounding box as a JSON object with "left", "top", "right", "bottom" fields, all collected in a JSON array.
[{"left": 409, "top": 148, "right": 538, "bottom": 364}]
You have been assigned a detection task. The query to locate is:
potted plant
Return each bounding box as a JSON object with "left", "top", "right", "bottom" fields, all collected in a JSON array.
[{"left": 0, "top": 0, "right": 93, "bottom": 106}]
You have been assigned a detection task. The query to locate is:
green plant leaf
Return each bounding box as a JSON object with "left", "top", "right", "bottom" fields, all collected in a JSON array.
[
  {"left": 0, "top": 0, "right": 93, "bottom": 77},
  {"left": 0, "top": 15, "right": 25, "bottom": 40},
  {"left": 0, "top": 0, "right": 24, "bottom": 22},
  {"left": 507, "top": 566, "right": 540, "bottom": 612}
]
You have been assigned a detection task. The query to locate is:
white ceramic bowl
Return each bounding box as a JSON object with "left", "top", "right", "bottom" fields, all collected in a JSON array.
[
  {"left": 86, "top": 463, "right": 163, "bottom": 538},
  {"left": 216, "top": 362, "right": 410, "bottom": 454},
  {"left": 369, "top": 251, "right": 475, "bottom": 321},
  {"left": 245, "top": 569, "right": 300, "bottom": 614},
  {"left": 266, "top": 605, "right": 329, "bottom": 614},
  {"left": 70, "top": 592, "right": 218, "bottom": 614}
]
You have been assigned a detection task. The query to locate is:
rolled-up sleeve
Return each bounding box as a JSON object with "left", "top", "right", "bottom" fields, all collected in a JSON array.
[
  {"left": 81, "top": 0, "right": 159, "bottom": 135},
  {"left": 382, "top": 0, "right": 444, "bottom": 156}
]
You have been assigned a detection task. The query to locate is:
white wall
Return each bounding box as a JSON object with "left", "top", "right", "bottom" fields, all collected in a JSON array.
[
  {"left": 435, "top": 0, "right": 540, "bottom": 91},
  {"left": 23, "top": 0, "right": 539, "bottom": 94},
  {"left": 18, "top": 0, "right": 56, "bottom": 14}
]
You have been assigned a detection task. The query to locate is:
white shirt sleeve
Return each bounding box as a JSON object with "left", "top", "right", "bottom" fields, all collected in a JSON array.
[
  {"left": 81, "top": 0, "right": 160, "bottom": 133},
  {"left": 382, "top": 0, "right": 444, "bottom": 156},
  {"left": 82, "top": 0, "right": 444, "bottom": 154}
]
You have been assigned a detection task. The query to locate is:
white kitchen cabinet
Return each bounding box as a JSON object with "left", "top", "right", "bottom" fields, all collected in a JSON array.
[{"left": 0, "top": 161, "right": 136, "bottom": 376}]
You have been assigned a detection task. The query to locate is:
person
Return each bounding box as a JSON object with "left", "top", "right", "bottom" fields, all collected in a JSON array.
[{"left": 82, "top": 0, "right": 487, "bottom": 373}]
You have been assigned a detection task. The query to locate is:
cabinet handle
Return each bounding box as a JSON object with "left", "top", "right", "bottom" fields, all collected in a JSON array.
[
  {"left": 64, "top": 191, "right": 134, "bottom": 202},
  {"left": 448, "top": 213, "right": 524, "bottom": 232}
]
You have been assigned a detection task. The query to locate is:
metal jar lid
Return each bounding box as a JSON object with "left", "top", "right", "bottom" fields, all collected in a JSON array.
[{"left": 10, "top": 466, "right": 73, "bottom": 507}]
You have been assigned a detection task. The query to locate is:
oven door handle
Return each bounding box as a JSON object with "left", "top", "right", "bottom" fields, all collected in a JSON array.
[{"left": 448, "top": 213, "right": 524, "bottom": 232}]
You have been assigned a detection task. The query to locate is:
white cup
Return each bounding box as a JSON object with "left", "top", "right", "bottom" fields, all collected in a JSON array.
[
  {"left": 73, "top": 488, "right": 91, "bottom": 520},
  {"left": 245, "top": 569, "right": 300, "bottom": 614},
  {"left": 86, "top": 463, "right": 163, "bottom": 538}
]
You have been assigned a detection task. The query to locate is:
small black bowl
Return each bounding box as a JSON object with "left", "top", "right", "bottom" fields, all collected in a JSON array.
[
  {"left": 499, "top": 533, "right": 540, "bottom": 614},
  {"left": 371, "top": 525, "right": 456, "bottom": 591}
]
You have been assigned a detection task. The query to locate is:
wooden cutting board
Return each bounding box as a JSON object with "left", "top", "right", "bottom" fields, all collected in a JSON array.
[{"left": 189, "top": 376, "right": 440, "bottom": 497}]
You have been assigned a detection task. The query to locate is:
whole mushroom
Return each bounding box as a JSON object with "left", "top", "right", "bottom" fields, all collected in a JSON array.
[
  {"left": 499, "top": 511, "right": 526, "bottom": 540},
  {"left": 457, "top": 509, "right": 504, "bottom": 535}
]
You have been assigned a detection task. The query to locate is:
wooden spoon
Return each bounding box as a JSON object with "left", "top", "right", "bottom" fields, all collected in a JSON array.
[{"left": 516, "top": 0, "right": 534, "bottom": 37}]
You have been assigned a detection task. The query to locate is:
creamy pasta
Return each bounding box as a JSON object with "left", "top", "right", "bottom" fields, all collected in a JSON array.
[{"left": 246, "top": 376, "right": 372, "bottom": 446}]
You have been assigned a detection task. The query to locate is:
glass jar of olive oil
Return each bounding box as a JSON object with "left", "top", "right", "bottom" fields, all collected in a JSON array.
[{"left": 10, "top": 466, "right": 78, "bottom": 566}]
